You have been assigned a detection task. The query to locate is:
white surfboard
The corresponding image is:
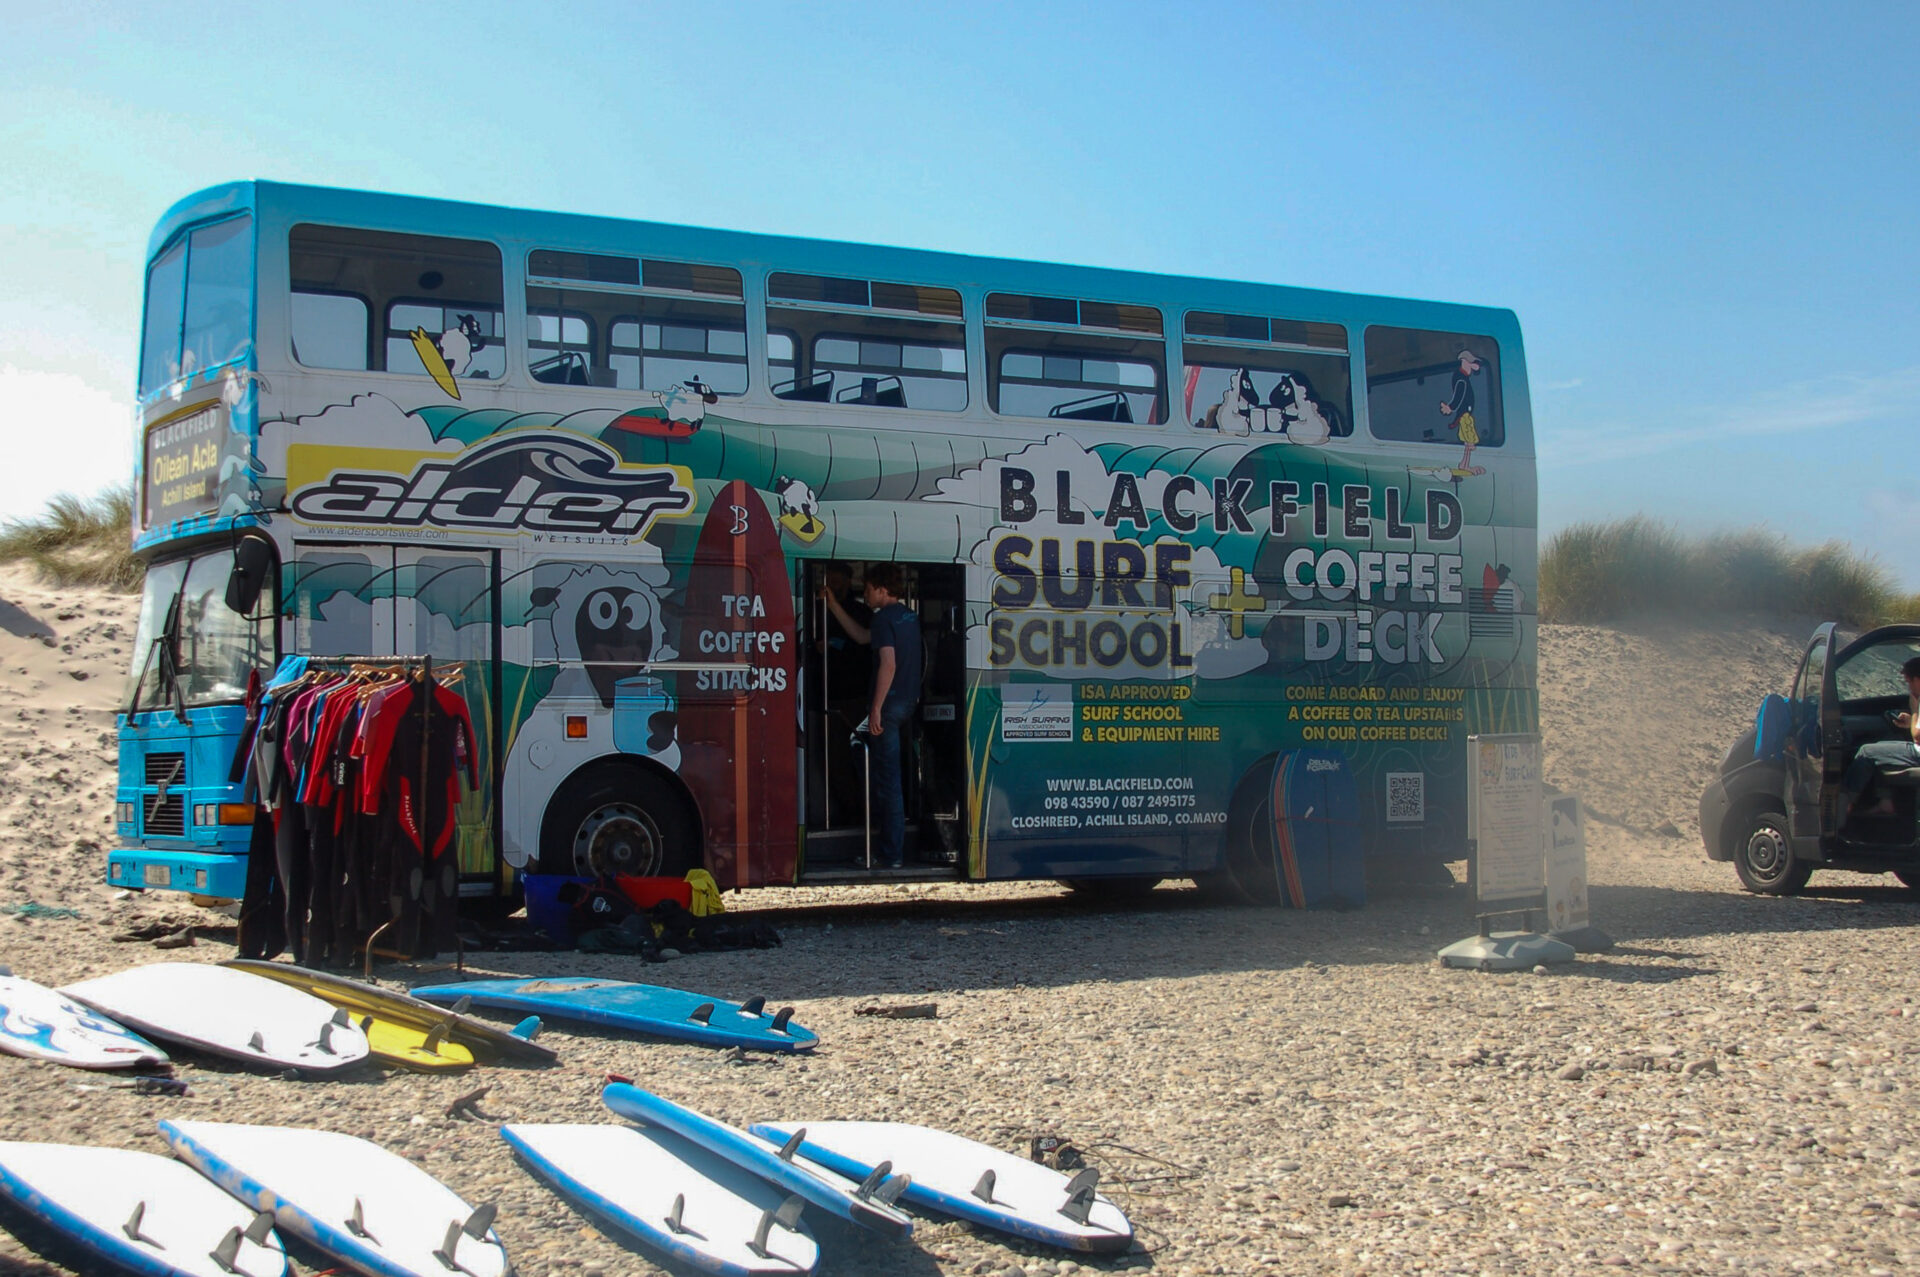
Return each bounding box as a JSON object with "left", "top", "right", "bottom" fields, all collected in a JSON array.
[
  {"left": 59, "top": 964, "right": 369, "bottom": 1075},
  {"left": 0, "top": 970, "right": 169, "bottom": 1069},
  {"left": 503, "top": 1123, "right": 818, "bottom": 1277},
  {"left": 0, "top": 1140, "right": 288, "bottom": 1277},
  {"left": 749, "top": 1121, "right": 1133, "bottom": 1253},
  {"left": 160, "top": 1121, "right": 509, "bottom": 1277}
]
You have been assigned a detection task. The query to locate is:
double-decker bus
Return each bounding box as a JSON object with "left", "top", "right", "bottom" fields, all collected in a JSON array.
[{"left": 109, "top": 181, "right": 1536, "bottom": 910}]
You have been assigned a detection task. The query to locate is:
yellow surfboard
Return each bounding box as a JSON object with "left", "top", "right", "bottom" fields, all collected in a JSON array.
[
  {"left": 410, "top": 327, "right": 461, "bottom": 400},
  {"left": 357, "top": 1014, "right": 474, "bottom": 1072}
]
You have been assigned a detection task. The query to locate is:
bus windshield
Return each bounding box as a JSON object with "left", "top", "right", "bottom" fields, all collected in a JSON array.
[{"left": 127, "top": 550, "right": 275, "bottom": 712}]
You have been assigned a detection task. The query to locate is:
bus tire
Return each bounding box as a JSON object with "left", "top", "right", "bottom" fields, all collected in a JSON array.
[
  {"left": 1197, "top": 756, "right": 1283, "bottom": 905},
  {"left": 1730, "top": 808, "right": 1809, "bottom": 896},
  {"left": 539, "top": 759, "right": 698, "bottom": 880}
]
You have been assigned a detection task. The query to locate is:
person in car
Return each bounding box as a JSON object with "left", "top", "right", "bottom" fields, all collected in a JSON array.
[{"left": 1839, "top": 656, "right": 1920, "bottom": 825}]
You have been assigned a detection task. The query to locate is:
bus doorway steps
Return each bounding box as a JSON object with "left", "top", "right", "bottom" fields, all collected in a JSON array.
[{"left": 797, "top": 864, "right": 958, "bottom": 885}]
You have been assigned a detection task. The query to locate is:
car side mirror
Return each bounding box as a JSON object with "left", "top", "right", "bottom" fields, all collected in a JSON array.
[{"left": 225, "top": 534, "right": 274, "bottom": 615}]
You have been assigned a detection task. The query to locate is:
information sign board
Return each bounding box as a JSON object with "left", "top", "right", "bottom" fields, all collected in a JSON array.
[
  {"left": 1544, "top": 792, "right": 1589, "bottom": 933},
  {"left": 1467, "top": 734, "right": 1544, "bottom": 906}
]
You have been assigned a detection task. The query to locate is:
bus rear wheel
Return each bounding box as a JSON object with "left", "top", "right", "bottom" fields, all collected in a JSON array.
[{"left": 539, "top": 760, "right": 697, "bottom": 880}]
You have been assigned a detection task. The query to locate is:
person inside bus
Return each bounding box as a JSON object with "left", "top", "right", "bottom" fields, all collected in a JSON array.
[
  {"left": 811, "top": 561, "right": 872, "bottom": 826},
  {"left": 1838, "top": 657, "right": 1920, "bottom": 827},
  {"left": 821, "top": 562, "right": 921, "bottom": 868}
]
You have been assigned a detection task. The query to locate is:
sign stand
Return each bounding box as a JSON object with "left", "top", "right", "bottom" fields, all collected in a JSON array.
[
  {"left": 1439, "top": 734, "right": 1575, "bottom": 971},
  {"left": 1544, "top": 787, "right": 1613, "bottom": 953}
]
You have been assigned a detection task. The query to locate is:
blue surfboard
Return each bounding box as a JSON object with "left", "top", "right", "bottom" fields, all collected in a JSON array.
[
  {"left": 0, "top": 1141, "right": 289, "bottom": 1277},
  {"left": 1268, "top": 748, "right": 1365, "bottom": 910},
  {"left": 600, "top": 1084, "right": 912, "bottom": 1239},
  {"left": 409, "top": 978, "right": 816, "bottom": 1053}
]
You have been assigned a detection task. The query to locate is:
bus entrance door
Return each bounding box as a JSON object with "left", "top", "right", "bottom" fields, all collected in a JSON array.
[{"left": 798, "top": 561, "right": 967, "bottom": 879}]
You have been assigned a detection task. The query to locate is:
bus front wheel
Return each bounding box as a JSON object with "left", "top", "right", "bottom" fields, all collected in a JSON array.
[{"left": 539, "top": 760, "right": 697, "bottom": 880}]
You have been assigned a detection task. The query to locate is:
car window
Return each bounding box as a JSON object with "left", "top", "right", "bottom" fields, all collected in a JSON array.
[
  {"left": 1792, "top": 637, "right": 1826, "bottom": 706},
  {"left": 1834, "top": 637, "right": 1920, "bottom": 705}
]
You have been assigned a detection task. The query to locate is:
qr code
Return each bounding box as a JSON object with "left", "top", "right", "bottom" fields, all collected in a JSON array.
[{"left": 1385, "top": 772, "right": 1425, "bottom": 823}]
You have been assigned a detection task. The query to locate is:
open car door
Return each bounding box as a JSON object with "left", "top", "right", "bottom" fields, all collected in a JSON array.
[{"left": 1784, "top": 623, "right": 1836, "bottom": 851}]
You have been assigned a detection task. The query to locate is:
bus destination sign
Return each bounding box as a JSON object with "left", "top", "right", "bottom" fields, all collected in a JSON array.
[{"left": 143, "top": 403, "right": 226, "bottom": 529}]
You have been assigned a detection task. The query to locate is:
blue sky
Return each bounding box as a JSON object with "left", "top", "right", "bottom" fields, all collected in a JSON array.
[{"left": 4, "top": 1, "right": 1918, "bottom": 584}]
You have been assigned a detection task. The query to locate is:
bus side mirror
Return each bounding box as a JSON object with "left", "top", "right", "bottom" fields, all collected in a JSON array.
[{"left": 225, "top": 535, "right": 274, "bottom": 615}]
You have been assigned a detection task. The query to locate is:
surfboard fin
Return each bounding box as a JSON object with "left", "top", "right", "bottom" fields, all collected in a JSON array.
[
  {"left": 246, "top": 1030, "right": 265, "bottom": 1053},
  {"left": 740, "top": 995, "right": 767, "bottom": 1015},
  {"left": 122, "top": 1200, "right": 161, "bottom": 1247},
  {"left": 209, "top": 1210, "right": 274, "bottom": 1272},
  {"left": 451, "top": 995, "right": 474, "bottom": 1015},
  {"left": 854, "top": 1160, "right": 894, "bottom": 1199},
  {"left": 316, "top": 1008, "right": 350, "bottom": 1054},
  {"left": 424, "top": 1019, "right": 453, "bottom": 1053},
  {"left": 770, "top": 1006, "right": 795, "bottom": 1033},
  {"left": 972, "top": 1168, "right": 997, "bottom": 1204},
  {"left": 1059, "top": 1167, "right": 1100, "bottom": 1224},
  {"left": 345, "top": 1196, "right": 378, "bottom": 1242},
  {"left": 510, "top": 1015, "right": 542, "bottom": 1040},
  {"left": 874, "top": 1172, "right": 912, "bottom": 1206},
  {"left": 777, "top": 1127, "right": 806, "bottom": 1161},
  {"left": 432, "top": 1204, "right": 495, "bottom": 1272},
  {"left": 747, "top": 1195, "right": 806, "bottom": 1258},
  {"left": 688, "top": 1001, "right": 715, "bottom": 1025}
]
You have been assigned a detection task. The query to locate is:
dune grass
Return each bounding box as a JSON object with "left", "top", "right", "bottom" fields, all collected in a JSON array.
[
  {"left": 0, "top": 487, "right": 144, "bottom": 592},
  {"left": 1541, "top": 517, "right": 1913, "bottom": 626}
]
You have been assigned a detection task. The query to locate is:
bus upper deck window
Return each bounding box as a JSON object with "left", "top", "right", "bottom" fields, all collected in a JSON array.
[
  {"left": 1364, "top": 326, "right": 1502, "bottom": 450},
  {"left": 526, "top": 251, "right": 747, "bottom": 395},
  {"left": 985, "top": 293, "right": 1164, "bottom": 424},
  {"left": 290, "top": 225, "right": 502, "bottom": 379},
  {"left": 765, "top": 274, "right": 966, "bottom": 411},
  {"left": 1182, "top": 311, "right": 1352, "bottom": 438}
]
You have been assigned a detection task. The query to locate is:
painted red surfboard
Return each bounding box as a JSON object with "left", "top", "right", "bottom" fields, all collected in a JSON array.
[{"left": 676, "top": 480, "right": 798, "bottom": 888}]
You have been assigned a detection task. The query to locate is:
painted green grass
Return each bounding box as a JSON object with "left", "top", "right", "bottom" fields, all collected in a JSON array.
[
  {"left": 0, "top": 486, "right": 143, "bottom": 592},
  {"left": 1541, "top": 517, "right": 1913, "bottom": 626}
]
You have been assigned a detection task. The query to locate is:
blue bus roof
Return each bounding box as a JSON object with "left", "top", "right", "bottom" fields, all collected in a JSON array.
[{"left": 149, "top": 180, "right": 1523, "bottom": 344}]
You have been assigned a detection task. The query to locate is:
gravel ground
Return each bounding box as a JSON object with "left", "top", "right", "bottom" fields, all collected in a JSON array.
[{"left": 1, "top": 573, "right": 1915, "bottom": 1276}]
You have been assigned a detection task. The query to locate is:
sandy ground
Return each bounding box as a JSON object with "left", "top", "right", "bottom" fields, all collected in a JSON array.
[{"left": 1, "top": 566, "right": 1915, "bottom": 1277}]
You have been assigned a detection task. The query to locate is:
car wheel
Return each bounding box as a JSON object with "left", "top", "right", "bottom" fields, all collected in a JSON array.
[
  {"left": 539, "top": 761, "right": 696, "bottom": 879},
  {"left": 1732, "top": 809, "right": 1811, "bottom": 895}
]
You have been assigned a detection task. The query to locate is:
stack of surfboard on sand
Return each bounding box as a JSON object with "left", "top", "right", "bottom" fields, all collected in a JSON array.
[
  {"left": 225, "top": 959, "right": 558, "bottom": 1069},
  {"left": 501, "top": 1083, "right": 1133, "bottom": 1275}
]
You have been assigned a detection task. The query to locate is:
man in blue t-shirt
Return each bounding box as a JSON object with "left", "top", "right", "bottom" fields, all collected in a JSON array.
[{"left": 822, "top": 562, "right": 920, "bottom": 867}]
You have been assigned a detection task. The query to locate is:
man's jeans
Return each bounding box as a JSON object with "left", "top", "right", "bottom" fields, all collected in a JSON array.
[
  {"left": 1844, "top": 739, "right": 1920, "bottom": 803},
  {"left": 868, "top": 705, "right": 913, "bottom": 867}
]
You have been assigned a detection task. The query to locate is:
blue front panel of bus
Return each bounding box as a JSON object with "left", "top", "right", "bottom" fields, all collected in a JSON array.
[{"left": 108, "top": 704, "right": 253, "bottom": 900}]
